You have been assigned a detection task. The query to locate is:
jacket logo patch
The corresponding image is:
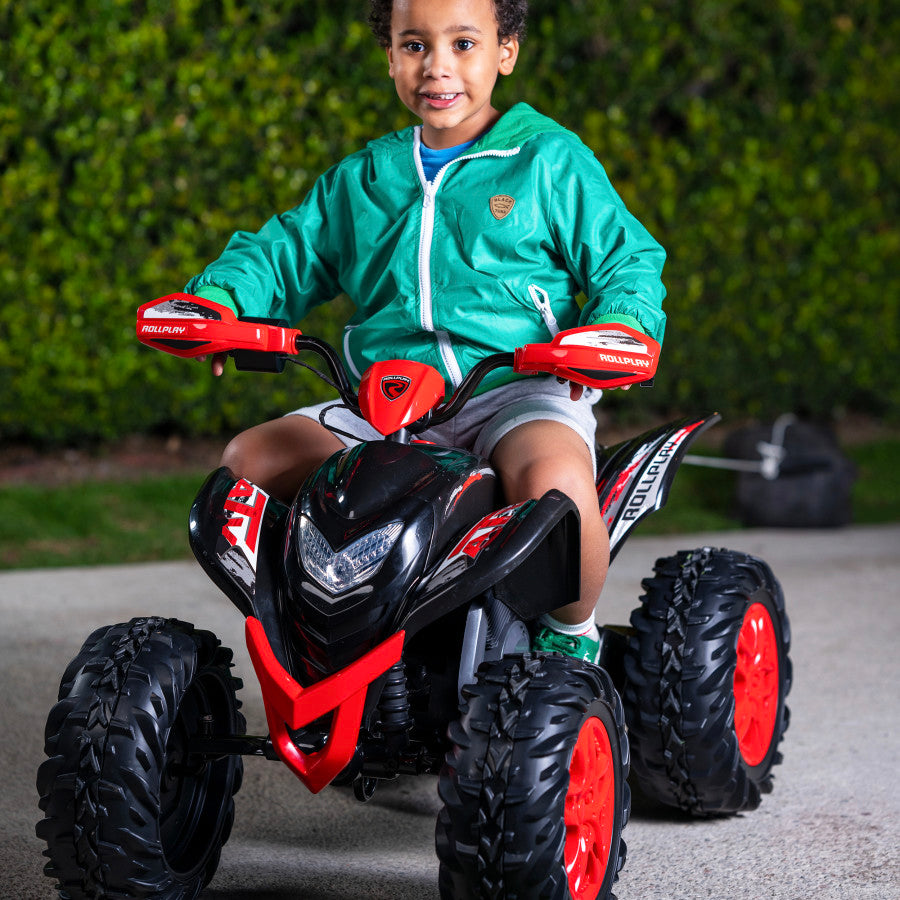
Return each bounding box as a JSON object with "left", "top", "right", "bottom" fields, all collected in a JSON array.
[
  {"left": 381, "top": 375, "right": 411, "bottom": 401},
  {"left": 489, "top": 194, "right": 516, "bottom": 220}
]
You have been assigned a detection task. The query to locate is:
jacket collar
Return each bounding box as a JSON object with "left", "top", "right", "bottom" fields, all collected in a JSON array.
[
  {"left": 372, "top": 102, "right": 569, "bottom": 160},
  {"left": 471, "top": 103, "right": 570, "bottom": 153}
]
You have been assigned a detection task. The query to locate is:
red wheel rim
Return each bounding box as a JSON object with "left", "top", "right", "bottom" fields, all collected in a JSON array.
[
  {"left": 734, "top": 602, "right": 780, "bottom": 766},
  {"left": 564, "top": 716, "right": 616, "bottom": 900}
]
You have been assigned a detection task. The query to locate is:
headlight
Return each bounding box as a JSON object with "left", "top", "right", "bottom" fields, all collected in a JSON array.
[{"left": 298, "top": 517, "right": 403, "bottom": 594}]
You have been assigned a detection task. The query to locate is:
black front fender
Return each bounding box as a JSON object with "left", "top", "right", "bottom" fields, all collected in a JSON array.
[{"left": 402, "top": 489, "right": 580, "bottom": 635}]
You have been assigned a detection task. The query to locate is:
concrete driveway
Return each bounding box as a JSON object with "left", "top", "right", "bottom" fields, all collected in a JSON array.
[{"left": 3, "top": 524, "right": 898, "bottom": 899}]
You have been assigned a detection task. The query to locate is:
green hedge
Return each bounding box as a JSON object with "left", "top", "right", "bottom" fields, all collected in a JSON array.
[{"left": 2, "top": 0, "right": 897, "bottom": 444}]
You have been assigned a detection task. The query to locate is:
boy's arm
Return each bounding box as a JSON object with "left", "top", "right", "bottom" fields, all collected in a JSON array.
[
  {"left": 184, "top": 169, "right": 341, "bottom": 323},
  {"left": 548, "top": 142, "right": 666, "bottom": 344}
]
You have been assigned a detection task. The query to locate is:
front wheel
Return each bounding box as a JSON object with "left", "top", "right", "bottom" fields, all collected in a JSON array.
[
  {"left": 36, "top": 617, "right": 245, "bottom": 899},
  {"left": 436, "top": 654, "right": 630, "bottom": 900},
  {"left": 623, "top": 548, "right": 791, "bottom": 816}
]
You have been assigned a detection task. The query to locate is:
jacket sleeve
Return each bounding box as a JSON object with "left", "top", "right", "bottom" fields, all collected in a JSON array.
[
  {"left": 184, "top": 165, "right": 342, "bottom": 323},
  {"left": 547, "top": 140, "right": 667, "bottom": 344}
]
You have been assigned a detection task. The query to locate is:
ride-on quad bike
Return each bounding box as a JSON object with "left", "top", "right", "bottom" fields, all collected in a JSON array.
[{"left": 37, "top": 295, "right": 791, "bottom": 900}]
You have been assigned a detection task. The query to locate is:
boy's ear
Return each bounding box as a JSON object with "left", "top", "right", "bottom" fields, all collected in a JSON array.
[
  {"left": 498, "top": 37, "right": 519, "bottom": 76},
  {"left": 386, "top": 47, "right": 395, "bottom": 78}
]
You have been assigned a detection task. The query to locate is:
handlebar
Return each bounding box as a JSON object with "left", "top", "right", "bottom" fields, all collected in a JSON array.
[{"left": 137, "top": 294, "right": 659, "bottom": 435}]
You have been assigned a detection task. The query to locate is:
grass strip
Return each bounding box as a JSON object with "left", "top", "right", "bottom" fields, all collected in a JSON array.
[{"left": 0, "top": 473, "right": 207, "bottom": 569}]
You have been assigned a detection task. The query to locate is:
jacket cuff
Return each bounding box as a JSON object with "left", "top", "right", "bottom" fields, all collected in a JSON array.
[
  {"left": 191, "top": 284, "right": 240, "bottom": 315},
  {"left": 592, "top": 313, "right": 645, "bottom": 334}
]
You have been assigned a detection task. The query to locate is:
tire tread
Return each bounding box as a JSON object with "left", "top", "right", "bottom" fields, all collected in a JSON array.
[
  {"left": 36, "top": 617, "right": 244, "bottom": 899},
  {"left": 624, "top": 548, "right": 791, "bottom": 816}
]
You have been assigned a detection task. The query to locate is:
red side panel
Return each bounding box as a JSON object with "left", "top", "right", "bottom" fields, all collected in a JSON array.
[
  {"left": 245, "top": 616, "right": 405, "bottom": 793},
  {"left": 358, "top": 360, "right": 446, "bottom": 435},
  {"left": 136, "top": 293, "right": 302, "bottom": 358}
]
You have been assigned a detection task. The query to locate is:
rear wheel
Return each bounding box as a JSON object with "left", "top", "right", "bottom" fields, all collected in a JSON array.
[
  {"left": 436, "top": 654, "right": 630, "bottom": 899},
  {"left": 36, "top": 617, "right": 245, "bottom": 899},
  {"left": 623, "top": 548, "right": 791, "bottom": 815}
]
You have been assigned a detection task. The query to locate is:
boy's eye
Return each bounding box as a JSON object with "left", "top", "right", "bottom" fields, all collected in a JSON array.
[
  {"left": 454, "top": 38, "right": 475, "bottom": 51},
  {"left": 403, "top": 40, "right": 426, "bottom": 53}
]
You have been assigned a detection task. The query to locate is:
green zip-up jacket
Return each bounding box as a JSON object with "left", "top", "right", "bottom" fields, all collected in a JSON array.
[{"left": 186, "top": 103, "right": 666, "bottom": 392}]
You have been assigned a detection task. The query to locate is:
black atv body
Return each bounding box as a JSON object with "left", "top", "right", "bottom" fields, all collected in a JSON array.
[
  {"left": 37, "top": 298, "right": 792, "bottom": 900},
  {"left": 189, "top": 434, "right": 582, "bottom": 792}
]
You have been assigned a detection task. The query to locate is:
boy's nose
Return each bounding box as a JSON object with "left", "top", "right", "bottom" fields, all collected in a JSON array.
[{"left": 423, "top": 46, "right": 453, "bottom": 78}]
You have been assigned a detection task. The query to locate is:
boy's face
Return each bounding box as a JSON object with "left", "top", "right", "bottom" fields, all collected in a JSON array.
[{"left": 386, "top": 0, "right": 519, "bottom": 149}]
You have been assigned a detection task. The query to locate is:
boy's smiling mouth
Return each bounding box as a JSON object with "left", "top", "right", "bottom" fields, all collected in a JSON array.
[{"left": 421, "top": 91, "right": 462, "bottom": 109}]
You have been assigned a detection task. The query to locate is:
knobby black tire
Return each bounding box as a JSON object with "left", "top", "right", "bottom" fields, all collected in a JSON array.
[
  {"left": 436, "top": 653, "right": 630, "bottom": 900},
  {"left": 36, "top": 617, "right": 245, "bottom": 899},
  {"left": 623, "top": 548, "right": 791, "bottom": 816}
]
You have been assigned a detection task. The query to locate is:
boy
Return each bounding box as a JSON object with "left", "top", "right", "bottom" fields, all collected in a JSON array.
[{"left": 186, "top": 0, "right": 666, "bottom": 662}]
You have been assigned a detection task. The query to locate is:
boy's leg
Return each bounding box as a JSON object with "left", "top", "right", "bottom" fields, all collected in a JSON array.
[
  {"left": 490, "top": 419, "right": 608, "bottom": 656},
  {"left": 220, "top": 415, "right": 344, "bottom": 504}
]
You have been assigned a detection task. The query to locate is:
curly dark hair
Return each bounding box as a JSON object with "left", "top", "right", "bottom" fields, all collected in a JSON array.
[{"left": 368, "top": 0, "right": 528, "bottom": 48}]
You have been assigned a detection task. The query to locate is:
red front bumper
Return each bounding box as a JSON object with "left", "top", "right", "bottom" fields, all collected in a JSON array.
[{"left": 245, "top": 616, "right": 405, "bottom": 793}]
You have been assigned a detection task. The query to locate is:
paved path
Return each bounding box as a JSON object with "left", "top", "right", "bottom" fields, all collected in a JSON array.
[{"left": 3, "top": 524, "right": 899, "bottom": 899}]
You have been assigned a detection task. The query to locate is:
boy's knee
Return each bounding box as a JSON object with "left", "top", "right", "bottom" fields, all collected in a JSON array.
[
  {"left": 514, "top": 450, "right": 593, "bottom": 505},
  {"left": 217, "top": 416, "right": 343, "bottom": 501},
  {"left": 493, "top": 421, "right": 595, "bottom": 504},
  {"left": 219, "top": 431, "right": 254, "bottom": 476}
]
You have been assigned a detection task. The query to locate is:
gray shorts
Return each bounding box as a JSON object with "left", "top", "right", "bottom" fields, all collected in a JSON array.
[{"left": 289, "top": 376, "right": 601, "bottom": 473}]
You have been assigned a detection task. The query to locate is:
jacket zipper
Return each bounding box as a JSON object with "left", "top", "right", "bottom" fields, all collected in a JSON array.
[
  {"left": 414, "top": 128, "right": 520, "bottom": 389},
  {"left": 528, "top": 284, "right": 560, "bottom": 336}
]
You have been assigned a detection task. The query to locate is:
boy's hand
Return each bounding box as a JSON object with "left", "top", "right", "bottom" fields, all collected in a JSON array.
[
  {"left": 557, "top": 378, "right": 630, "bottom": 400},
  {"left": 197, "top": 353, "right": 228, "bottom": 376},
  {"left": 192, "top": 287, "right": 239, "bottom": 376},
  {"left": 173, "top": 286, "right": 238, "bottom": 376}
]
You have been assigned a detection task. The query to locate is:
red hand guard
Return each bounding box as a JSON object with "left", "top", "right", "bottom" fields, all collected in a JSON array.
[
  {"left": 514, "top": 323, "right": 660, "bottom": 389},
  {"left": 136, "top": 293, "right": 302, "bottom": 358}
]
